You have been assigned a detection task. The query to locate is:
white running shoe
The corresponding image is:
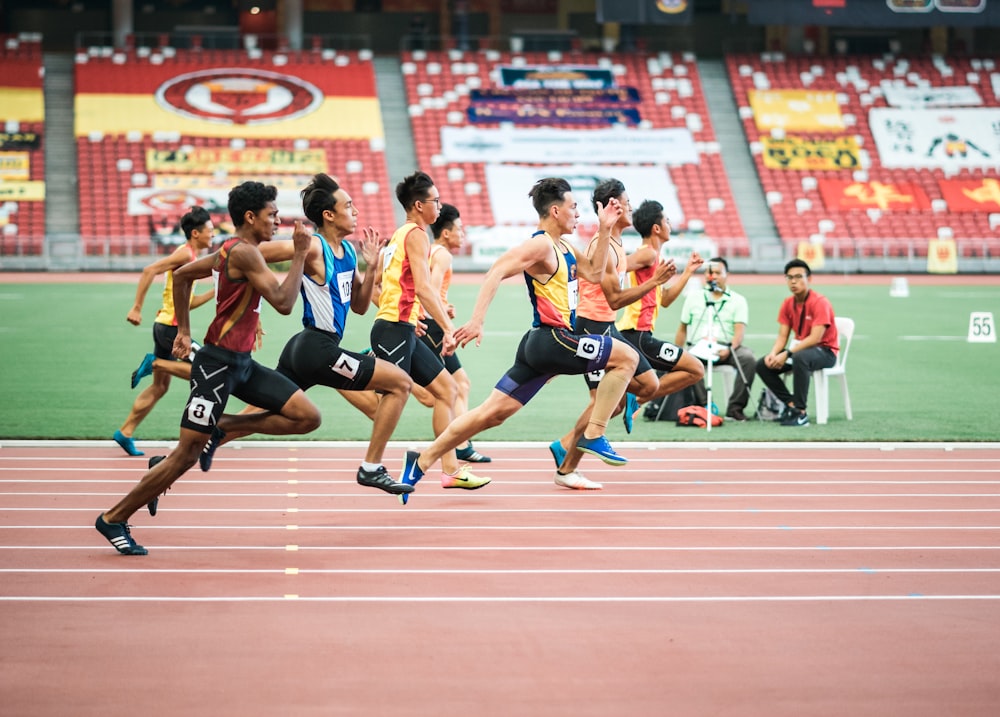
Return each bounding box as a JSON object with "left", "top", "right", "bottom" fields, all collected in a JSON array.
[{"left": 554, "top": 471, "right": 603, "bottom": 490}]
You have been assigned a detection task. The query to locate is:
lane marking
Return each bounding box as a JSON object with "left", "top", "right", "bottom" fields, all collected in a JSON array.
[{"left": 1, "top": 595, "right": 998, "bottom": 603}]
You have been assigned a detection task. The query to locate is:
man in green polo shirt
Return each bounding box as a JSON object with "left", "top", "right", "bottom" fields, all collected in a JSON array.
[{"left": 675, "top": 257, "right": 756, "bottom": 422}]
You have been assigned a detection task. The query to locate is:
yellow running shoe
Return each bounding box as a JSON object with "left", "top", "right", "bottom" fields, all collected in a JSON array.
[{"left": 441, "top": 465, "right": 492, "bottom": 490}]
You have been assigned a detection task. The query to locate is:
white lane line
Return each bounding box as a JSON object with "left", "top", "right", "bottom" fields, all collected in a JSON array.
[
  {"left": 1, "top": 595, "right": 998, "bottom": 603},
  {"left": 7, "top": 491, "right": 1000, "bottom": 498},
  {"left": 4, "top": 544, "right": 1000, "bottom": 551},
  {"left": 5, "top": 524, "right": 1000, "bottom": 532},
  {"left": 6, "top": 507, "right": 1000, "bottom": 515},
  {"left": 3, "top": 567, "right": 999, "bottom": 575}
]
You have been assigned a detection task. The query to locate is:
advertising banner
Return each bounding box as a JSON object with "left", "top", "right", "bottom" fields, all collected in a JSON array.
[
  {"left": 881, "top": 85, "right": 983, "bottom": 108},
  {"left": 467, "top": 106, "right": 640, "bottom": 125},
  {"left": 596, "top": 0, "right": 693, "bottom": 25},
  {"left": 127, "top": 187, "right": 303, "bottom": 218},
  {"left": 938, "top": 178, "right": 1000, "bottom": 212},
  {"left": 484, "top": 164, "right": 684, "bottom": 228},
  {"left": 927, "top": 238, "right": 958, "bottom": 274},
  {"left": 145, "top": 147, "right": 328, "bottom": 175},
  {"left": 75, "top": 63, "right": 382, "bottom": 139},
  {"left": 749, "top": 90, "right": 844, "bottom": 132},
  {"left": 0, "top": 132, "right": 41, "bottom": 150},
  {"left": 470, "top": 88, "right": 640, "bottom": 104},
  {"left": 498, "top": 66, "right": 615, "bottom": 90},
  {"left": 0, "top": 152, "right": 31, "bottom": 181},
  {"left": 762, "top": 136, "right": 861, "bottom": 170},
  {"left": 0, "top": 180, "right": 45, "bottom": 201},
  {"left": 818, "top": 179, "right": 931, "bottom": 211},
  {"left": 440, "top": 126, "right": 699, "bottom": 165},
  {"left": 869, "top": 107, "right": 1000, "bottom": 169}
]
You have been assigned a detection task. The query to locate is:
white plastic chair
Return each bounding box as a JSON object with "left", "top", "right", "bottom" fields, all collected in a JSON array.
[{"left": 813, "top": 316, "right": 854, "bottom": 425}]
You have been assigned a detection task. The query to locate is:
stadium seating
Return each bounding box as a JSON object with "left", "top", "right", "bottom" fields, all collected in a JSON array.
[
  {"left": 73, "top": 45, "right": 394, "bottom": 256},
  {"left": 728, "top": 52, "right": 1000, "bottom": 258},
  {"left": 401, "top": 48, "right": 747, "bottom": 256},
  {"left": 0, "top": 33, "right": 45, "bottom": 256}
]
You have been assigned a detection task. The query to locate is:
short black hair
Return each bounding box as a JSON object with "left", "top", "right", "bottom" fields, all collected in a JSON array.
[
  {"left": 180, "top": 206, "right": 211, "bottom": 240},
  {"left": 591, "top": 178, "right": 626, "bottom": 214},
  {"left": 707, "top": 256, "right": 729, "bottom": 273},
  {"left": 301, "top": 173, "right": 341, "bottom": 227},
  {"left": 395, "top": 170, "right": 435, "bottom": 210},
  {"left": 631, "top": 199, "right": 664, "bottom": 238},
  {"left": 228, "top": 181, "right": 278, "bottom": 229},
  {"left": 431, "top": 203, "right": 460, "bottom": 238},
  {"left": 528, "top": 177, "right": 572, "bottom": 218},
  {"left": 784, "top": 258, "right": 811, "bottom": 276}
]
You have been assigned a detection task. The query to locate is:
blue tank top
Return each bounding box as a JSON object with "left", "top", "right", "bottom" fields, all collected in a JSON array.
[{"left": 299, "top": 235, "right": 357, "bottom": 337}]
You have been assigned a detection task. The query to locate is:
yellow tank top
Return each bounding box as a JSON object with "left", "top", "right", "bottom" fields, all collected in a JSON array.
[
  {"left": 376, "top": 222, "right": 424, "bottom": 325},
  {"left": 154, "top": 244, "right": 198, "bottom": 326},
  {"left": 576, "top": 235, "right": 626, "bottom": 322},
  {"left": 526, "top": 231, "right": 578, "bottom": 330}
]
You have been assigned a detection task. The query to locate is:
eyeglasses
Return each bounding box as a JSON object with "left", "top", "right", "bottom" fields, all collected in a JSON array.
[
  {"left": 422, "top": 197, "right": 441, "bottom": 206},
  {"left": 785, "top": 273, "right": 808, "bottom": 281}
]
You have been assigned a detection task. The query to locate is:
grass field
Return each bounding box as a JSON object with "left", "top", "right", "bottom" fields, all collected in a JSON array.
[{"left": 0, "top": 275, "right": 998, "bottom": 443}]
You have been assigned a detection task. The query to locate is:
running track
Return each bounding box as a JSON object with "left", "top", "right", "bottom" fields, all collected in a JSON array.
[{"left": 1, "top": 441, "right": 998, "bottom": 716}]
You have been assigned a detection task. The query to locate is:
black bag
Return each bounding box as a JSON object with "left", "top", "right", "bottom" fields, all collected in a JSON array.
[
  {"left": 643, "top": 386, "right": 695, "bottom": 422},
  {"left": 756, "top": 387, "right": 785, "bottom": 421}
]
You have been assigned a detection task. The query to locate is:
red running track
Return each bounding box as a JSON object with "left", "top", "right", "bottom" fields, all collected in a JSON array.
[{"left": 1, "top": 442, "right": 999, "bottom": 716}]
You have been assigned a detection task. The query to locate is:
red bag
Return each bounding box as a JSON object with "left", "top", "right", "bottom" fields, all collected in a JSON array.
[{"left": 676, "top": 405, "right": 724, "bottom": 428}]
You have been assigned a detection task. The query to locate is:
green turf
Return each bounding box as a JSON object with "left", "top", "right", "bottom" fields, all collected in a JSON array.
[{"left": 0, "top": 278, "right": 997, "bottom": 442}]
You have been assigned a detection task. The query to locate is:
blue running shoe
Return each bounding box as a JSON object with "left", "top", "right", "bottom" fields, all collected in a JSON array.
[
  {"left": 548, "top": 440, "right": 567, "bottom": 469},
  {"left": 575, "top": 435, "right": 628, "bottom": 466},
  {"left": 398, "top": 450, "right": 424, "bottom": 505},
  {"left": 623, "top": 392, "right": 639, "bottom": 434},
  {"left": 95, "top": 514, "right": 147, "bottom": 555},
  {"left": 146, "top": 455, "right": 165, "bottom": 516},
  {"left": 199, "top": 426, "right": 226, "bottom": 472},
  {"left": 113, "top": 430, "right": 144, "bottom": 457},
  {"left": 131, "top": 353, "right": 155, "bottom": 389}
]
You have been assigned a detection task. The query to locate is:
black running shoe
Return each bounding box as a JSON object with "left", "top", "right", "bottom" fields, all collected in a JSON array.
[
  {"left": 357, "top": 465, "right": 415, "bottom": 495},
  {"left": 199, "top": 426, "right": 226, "bottom": 472},
  {"left": 95, "top": 514, "right": 148, "bottom": 555},
  {"left": 146, "top": 455, "right": 165, "bottom": 516}
]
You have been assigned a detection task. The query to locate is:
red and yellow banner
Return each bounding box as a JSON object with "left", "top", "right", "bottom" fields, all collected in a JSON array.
[
  {"left": 927, "top": 239, "right": 958, "bottom": 274},
  {"left": 749, "top": 90, "right": 844, "bottom": 132},
  {"left": 938, "top": 178, "right": 1000, "bottom": 212},
  {"left": 75, "top": 62, "right": 381, "bottom": 139},
  {"left": 796, "top": 241, "right": 825, "bottom": 270},
  {"left": 818, "top": 179, "right": 931, "bottom": 211},
  {"left": 762, "top": 136, "right": 861, "bottom": 170}
]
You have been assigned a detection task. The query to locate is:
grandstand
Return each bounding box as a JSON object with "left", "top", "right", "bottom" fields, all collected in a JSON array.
[
  {"left": 1, "top": 2, "right": 1000, "bottom": 274},
  {"left": 729, "top": 51, "right": 1000, "bottom": 261},
  {"left": 0, "top": 33, "right": 45, "bottom": 257}
]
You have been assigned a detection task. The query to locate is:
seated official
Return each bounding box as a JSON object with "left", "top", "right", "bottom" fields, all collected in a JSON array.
[{"left": 675, "top": 257, "right": 756, "bottom": 422}]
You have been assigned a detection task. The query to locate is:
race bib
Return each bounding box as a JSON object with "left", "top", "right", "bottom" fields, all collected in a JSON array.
[
  {"left": 336, "top": 270, "right": 353, "bottom": 304},
  {"left": 576, "top": 336, "right": 602, "bottom": 360},
  {"left": 185, "top": 397, "right": 216, "bottom": 427},
  {"left": 568, "top": 279, "right": 579, "bottom": 311}
]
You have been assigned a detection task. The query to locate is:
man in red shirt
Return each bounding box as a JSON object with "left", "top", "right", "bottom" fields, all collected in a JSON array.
[{"left": 756, "top": 259, "right": 839, "bottom": 427}]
